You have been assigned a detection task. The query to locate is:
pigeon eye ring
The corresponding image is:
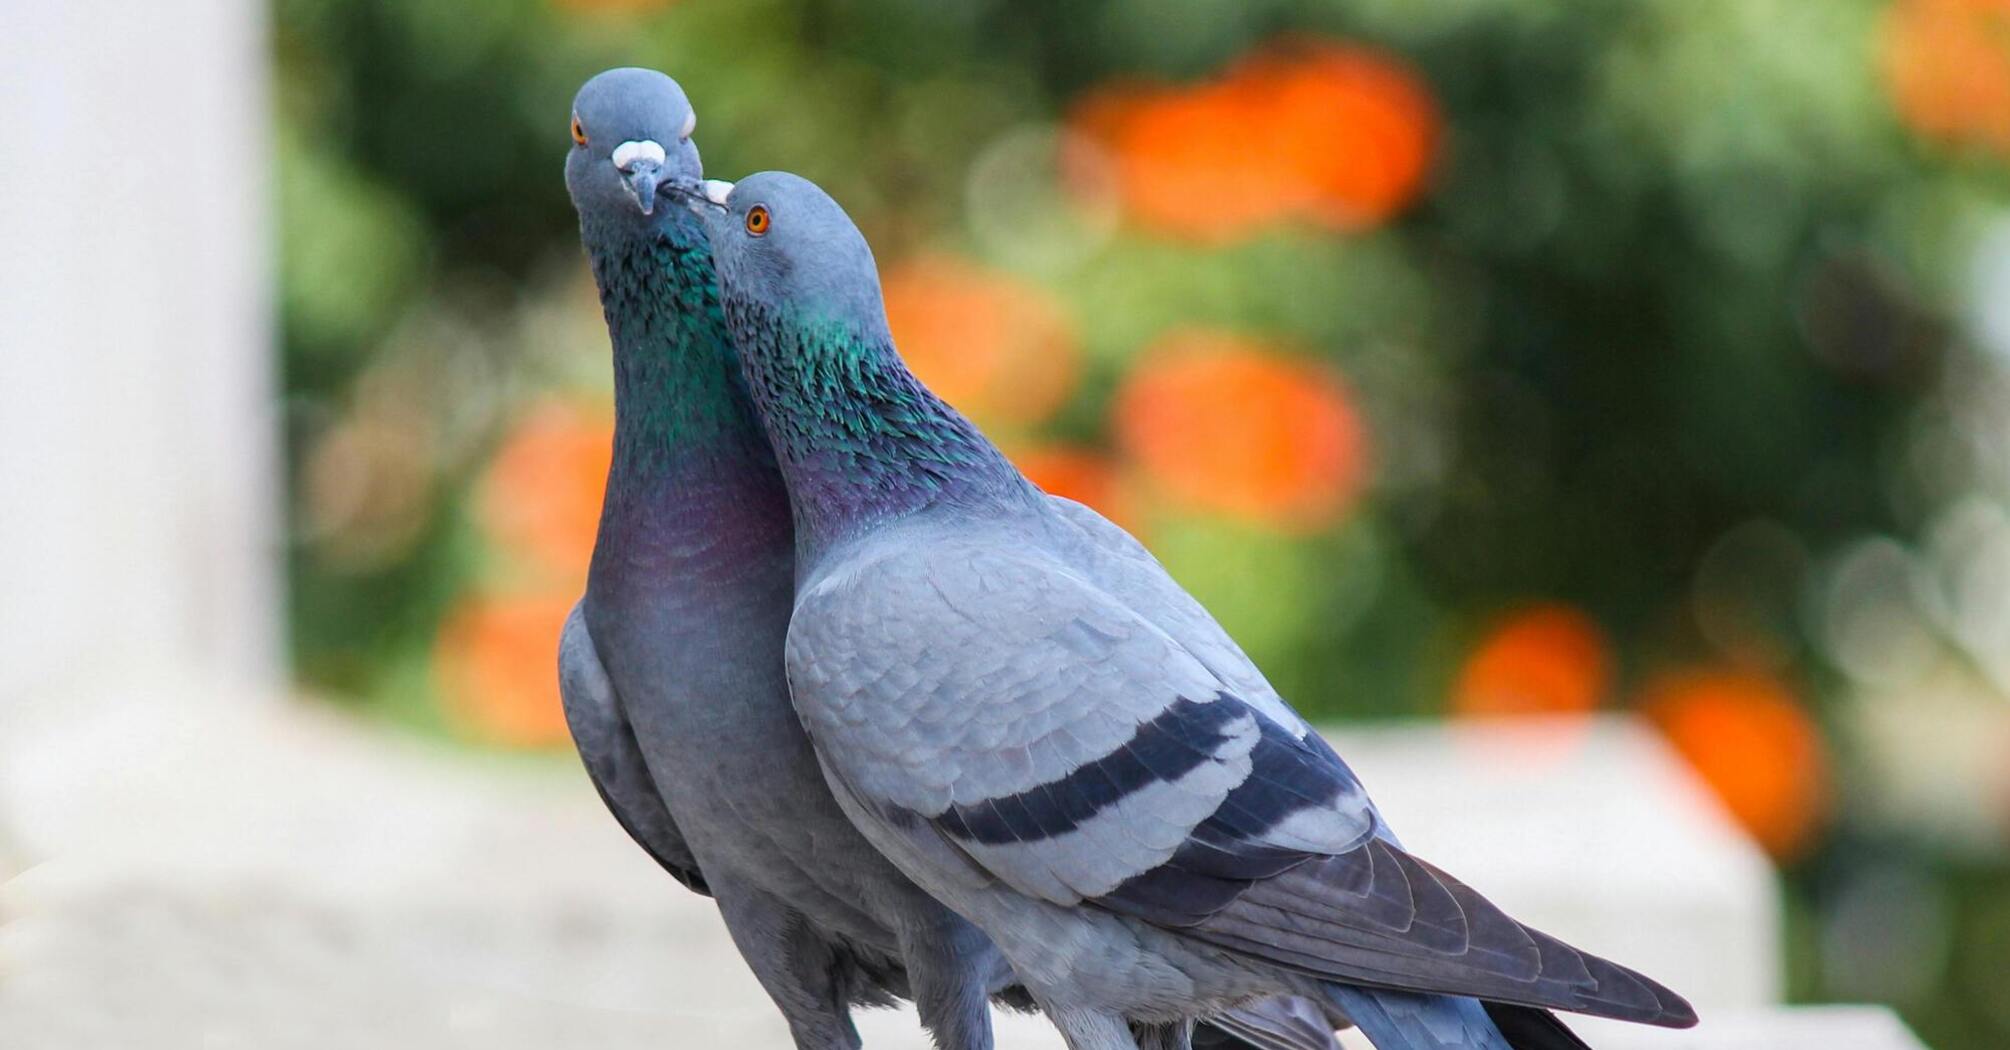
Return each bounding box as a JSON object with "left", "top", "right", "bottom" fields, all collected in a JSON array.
[
  {"left": 745, "top": 204, "right": 771, "bottom": 236},
  {"left": 570, "top": 114, "right": 587, "bottom": 146}
]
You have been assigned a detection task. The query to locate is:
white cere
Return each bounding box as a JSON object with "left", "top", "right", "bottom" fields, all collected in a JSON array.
[
  {"left": 679, "top": 109, "right": 697, "bottom": 141},
  {"left": 701, "top": 179, "right": 734, "bottom": 206},
  {"left": 611, "top": 139, "right": 667, "bottom": 172}
]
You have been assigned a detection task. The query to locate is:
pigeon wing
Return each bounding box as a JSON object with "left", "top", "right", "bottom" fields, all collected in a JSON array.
[
  {"left": 559, "top": 603, "right": 710, "bottom": 896},
  {"left": 787, "top": 537, "right": 1692, "bottom": 1028},
  {"left": 787, "top": 535, "right": 1294, "bottom": 906},
  {"left": 1042, "top": 496, "right": 1308, "bottom": 739}
]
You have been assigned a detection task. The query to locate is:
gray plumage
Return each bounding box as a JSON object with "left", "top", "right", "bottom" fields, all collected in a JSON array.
[
  {"left": 687, "top": 171, "right": 1697, "bottom": 1050},
  {"left": 559, "top": 69, "right": 1006, "bottom": 1050},
  {"left": 557, "top": 69, "right": 1339, "bottom": 1050}
]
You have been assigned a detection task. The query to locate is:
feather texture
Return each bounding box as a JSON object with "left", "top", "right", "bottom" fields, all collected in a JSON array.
[
  {"left": 788, "top": 527, "right": 1692, "bottom": 1028},
  {"left": 699, "top": 168, "right": 1693, "bottom": 1050},
  {"left": 559, "top": 604, "right": 710, "bottom": 895}
]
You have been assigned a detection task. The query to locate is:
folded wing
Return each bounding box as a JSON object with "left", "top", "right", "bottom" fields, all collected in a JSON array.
[
  {"left": 560, "top": 604, "right": 710, "bottom": 895},
  {"left": 787, "top": 538, "right": 1693, "bottom": 1028}
]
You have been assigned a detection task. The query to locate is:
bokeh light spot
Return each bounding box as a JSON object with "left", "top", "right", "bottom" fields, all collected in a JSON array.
[
  {"left": 1453, "top": 603, "right": 1612, "bottom": 720},
  {"left": 966, "top": 124, "right": 1122, "bottom": 273},
  {"left": 550, "top": 0, "right": 679, "bottom": 15},
  {"left": 301, "top": 411, "right": 437, "bottom": 572},
  {"left": 477, "top": 399, "right": 614, "bottom": 589},
  {"left": 1068, "top": 39, "right": 1439, "bottom": 242},
  {"left": 1114, "top": 330, "right": 1369, "bottom": 531},
  {"left": 434, "top": 591, "right": 574, "bottom": 749},
  {"left": 1640, "top": 668, "right": 1830, "bottom": 861},
  {"left": 882, "top": 256, "right": 1080, "bottom": 429},
  {"left": 1881, "top": 0, "right": 2010, "bottom": 156}
]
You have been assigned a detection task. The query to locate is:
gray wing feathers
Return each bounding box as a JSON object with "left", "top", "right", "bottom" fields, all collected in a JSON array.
[
  {"left": 1174, "top": 842, "right": 1692, "bottom": 1025},
  {"left": 1044, "top": 497, "right": 1308, "bottom": 738},
  {"left": 788, "top": 540, "right": 1298, "bottom": 903},
  {"left": 1036, "top": 499, "right": 1693, "bottom": 1025},
  {"left": 788, "top": 535, "right": 1382, "bottom": 909},
  {"left": 559, "top": 603, "right": 709, "bottom": 895},
  {"left": 792, "top": 543, "right": 1221, "bottom": 806},
  {"left": 788, "top": 517, "right": 1694, "bottom": 1028},
  {"left": 1201, "top": 997, "right": 1343, "bottom": 1050}
]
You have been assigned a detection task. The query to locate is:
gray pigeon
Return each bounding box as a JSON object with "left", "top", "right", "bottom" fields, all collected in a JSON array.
[
  {"left": 557, "top": 68, "right": 1340, "bottom": 1050},
  {"left": 683, "top": 171, "right": 1700, "bottom": 1050}
]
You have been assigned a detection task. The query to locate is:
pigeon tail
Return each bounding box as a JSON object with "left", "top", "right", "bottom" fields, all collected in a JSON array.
[
  {"left": 1481, "top": 1003, "right": 1593, "bottom": 1050},
  {"left": 1322, "top": 985, "right": 1513, "bottom": 1050}
]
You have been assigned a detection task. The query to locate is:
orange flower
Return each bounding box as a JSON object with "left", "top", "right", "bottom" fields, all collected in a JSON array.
[
  {"left": 1088, "top": 80, "right": 1290, "bottom": 241},
  {"left": 1069, "top": 39, "right": 1439, "bottom": 241},
  {"left": 1453, "top": 604, "right": 1611, "bottom": 719},
  {"left": 1238, "top": 43, "right": 1441, "bottom": 228},
  {"left": 1882, "top": 0, "right": 2010, "bottom": 155},
  {"left": 1639, "top": 669, "right": 1831, "bottom": 861},
  {"left": 1114, "top": 330, "right": 1368, "bottom": 530},
  {"left": 434, "top": 591, "right": 575, "bottom": 749},
  {"left": 1012, "top": 443, "right": 1142, "bottom": 535},
  {"left": 882, "top": 256, "right": 1080, "bottom": 429},
  {"left": 479, "top": 399, "right": 613, "bottom": 588}
]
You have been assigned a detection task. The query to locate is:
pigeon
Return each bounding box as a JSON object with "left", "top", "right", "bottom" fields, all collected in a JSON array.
[
  {"left": 683, "top": 170, "right": 1700, "bottom": 1050},
  {"left": 561, "top": 67, "right": 1010, "bottom": 1050},
  {"left": 557, "top": 68, "right": 1339, "bottom": 1050}
]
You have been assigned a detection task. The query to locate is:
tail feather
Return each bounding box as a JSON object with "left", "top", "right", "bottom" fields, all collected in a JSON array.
[
  {"left": 1482, "top": 1004, "right": 1592, "bottom": 1050},
  {"left": 1322, "top": 985, "right": 1511, "bottom": 1050}
]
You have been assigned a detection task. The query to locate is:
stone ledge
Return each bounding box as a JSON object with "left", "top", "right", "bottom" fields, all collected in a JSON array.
[{"left": 0, "top": 700, "right": 1839, "bottom": 1047}]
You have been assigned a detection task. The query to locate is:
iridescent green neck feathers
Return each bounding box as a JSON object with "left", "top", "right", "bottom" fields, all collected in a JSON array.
[
  {"left": 722, "top": 296, "right": 1029, "bottom": 546},
  {"left": 583, "top": 216, "right": 768, "bottom": 475}
]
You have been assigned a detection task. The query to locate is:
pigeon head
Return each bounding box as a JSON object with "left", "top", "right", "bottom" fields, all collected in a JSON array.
[
  {"left": 564, "top": 68, "right": 701, "bottom": 222},
  {"left": 687, "top": 171, "right": 1025, "bottom": 530},
  {"left": 687, "top": 172, "right": 890, "bottom": 338}
]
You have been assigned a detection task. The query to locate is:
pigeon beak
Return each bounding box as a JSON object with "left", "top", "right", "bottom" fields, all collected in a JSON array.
[
  {"left": 685, "top": 179, "right": 732, "bottom": 211},
  {"left": 612, "top": 139, "right": 669, "bottom": 216}
]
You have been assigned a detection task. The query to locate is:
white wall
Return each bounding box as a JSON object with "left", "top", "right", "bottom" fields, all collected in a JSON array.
[{"left": 0, "top": 0, "right": 277, "bottom": 714}]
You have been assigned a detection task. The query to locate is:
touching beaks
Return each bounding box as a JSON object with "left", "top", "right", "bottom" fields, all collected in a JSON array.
[
  {"left": 612, "top": 139, "right": 670, "bottom": 216},
  {"left": 672, "top": 178, "right": 734, "bottom": 216}
]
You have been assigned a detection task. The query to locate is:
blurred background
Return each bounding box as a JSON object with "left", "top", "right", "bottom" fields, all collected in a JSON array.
[{"left": 5, "top": 0, "right": 2009, "bottom": 1047}]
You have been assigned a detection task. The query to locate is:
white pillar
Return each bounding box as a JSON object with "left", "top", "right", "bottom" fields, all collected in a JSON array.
[{"left": 0, "top": 0, "right": 277, "bottom": 714}]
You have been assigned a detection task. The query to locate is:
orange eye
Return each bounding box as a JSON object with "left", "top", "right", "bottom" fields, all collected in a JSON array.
[
  {"left": 745, "top": 205, "right": 771, "bottom": 236},
  {"left": 570, "top": 115, "right": 587, "bottom": 146}
]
